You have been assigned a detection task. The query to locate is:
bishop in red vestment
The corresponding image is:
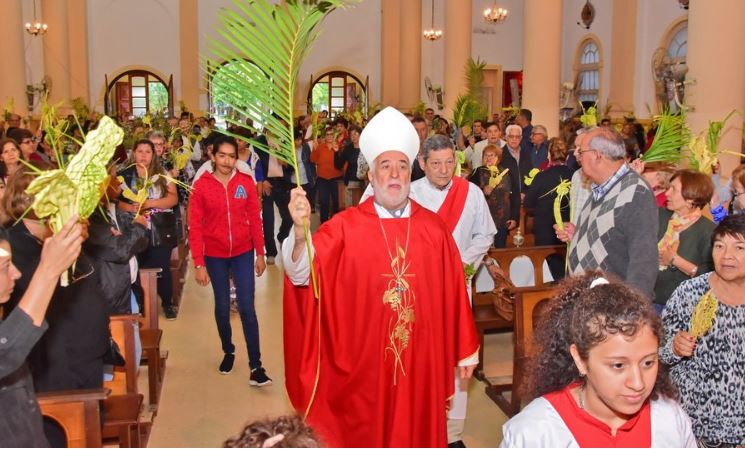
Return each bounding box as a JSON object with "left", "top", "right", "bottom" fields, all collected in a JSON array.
[{"left": 281, "top": 107, "right": 479, "bottom": 447}]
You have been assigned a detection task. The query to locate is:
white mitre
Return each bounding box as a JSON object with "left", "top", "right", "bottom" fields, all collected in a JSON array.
[{"left": 359, "top": 107, "right": 419, "bottom": 165}]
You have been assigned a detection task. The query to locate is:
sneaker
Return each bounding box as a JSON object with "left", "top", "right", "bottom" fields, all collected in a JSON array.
[
  {"left": 266, "top": 256, "right": 276, "bottom": 265},
  {"left": 249, "top": 367, "right": 273, "bottom": 386},
  {"left": 164, "top": 306, "right": 177, "bottom": 320},
  {"left": 448, "top": 441, "right": 466, "bottom": 448},
  {"left": 219, "top": 353, "right": 235, "bottom": 374}
]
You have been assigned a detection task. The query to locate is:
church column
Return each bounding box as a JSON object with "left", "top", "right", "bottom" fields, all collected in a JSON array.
[
  {"left": 41, "top": 0, "right": 72, "bottom": 109},
  {"left": 66, "top": 0, "right": 90, "bottom": 105},
  {"left": 686, "top": 0, "right": 745, "bottom": 176},
  {"left": 380, "top": 0, "right": 401, "bottom": 107},
  {"left": 398, "top": 0, "right": 422, "bottom": 112},
  {"left": 179, "top": 0, "right": 200, "bottom": 113},
  {"left": 607, "top": 0, "right": 637, "bottom": 118},
  {"left": 443, "top": 0, "right": 471, "bottom": 117},
  {"left": 521, "top": 0, "right": 562, "bottom": 136},
  {"left": 0, "top": 0, "right": 29, "bottom": 113}
]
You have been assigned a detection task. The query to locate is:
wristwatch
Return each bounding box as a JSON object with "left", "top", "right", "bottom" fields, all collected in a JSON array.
[{"left": 668, "top": 255, "right": 676, "bottom": 270}]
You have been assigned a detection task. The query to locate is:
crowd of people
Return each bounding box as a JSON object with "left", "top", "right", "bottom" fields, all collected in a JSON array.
[{"left": 0, "top": 102, "right": 742, "bottom": 447}]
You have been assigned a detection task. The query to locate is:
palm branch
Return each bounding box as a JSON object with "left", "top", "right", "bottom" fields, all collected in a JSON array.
[{"left": 204, "top": 0, "right": 354, "bottom": 176}]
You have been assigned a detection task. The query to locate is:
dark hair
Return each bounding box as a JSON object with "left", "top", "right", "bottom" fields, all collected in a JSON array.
[
  {"left": 224, "top": 415, "right": 321, "bottom": 448},
  {"left": 293, "top": 128, "right": 304, "bottom": 141},
  {"left": 518, "top": 108, "right": 533, "bottom": 122},
  {"left": 421, "top": 135, "right": 453, "bottom": 160},
  {"left": 524, "top": 271, "right": 677, "bottom": 402},
  {"left": 334, "top": 117, "right": 348, "bottom": 128},
  {"left": 670, "top": 169, "right": 714, "bottom": 209},
  {"left": 7, "top": 128, "right": 33, "bottom": 145},
  {"left": 348, "top": 125, "right": 362, "bottom": 135},
  {"left": 731, "top": 165, "right": 745, "bottom": 190},
  {"left": 211, "top": 134, "right": 238, "bottom": 156},
  {"left": 473, "top": 119, "right": 484, "bottom": 127},
  {"left": 411, "top": 116, "right": 426, "bottom": 126},
  {"left": 130, "top": 139, "right": 168, "bottom": 196},
  {"left": 0, "top": 227, "right": 8, "bottom": 245},
  {"left": 711, "top": 214, "right": 745, "bottom": 247},
  {"left": 484, "top": 121, "right": 499, "bottom": 131},
  {"left": 2, "top": 165, "right": 38, "bottom": 225},
  {"left": 0, "top": 138, "right": 24, "bottom": 161}
]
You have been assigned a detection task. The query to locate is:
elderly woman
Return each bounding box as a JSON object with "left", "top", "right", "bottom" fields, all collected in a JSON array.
[
  {"left": 468, "top": 144, "right": 519, "bottom": 248},
  {"left": 660, "top": 214, "right": 745, "bottom": 447},
  {"left": 655, "top": 169, "right": 716, "bottom": 310},
  {"left": 524, "top": 138, "right": 573, "bottom": 279}
]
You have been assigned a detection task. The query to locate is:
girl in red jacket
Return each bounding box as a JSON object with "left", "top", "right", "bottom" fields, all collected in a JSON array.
[{"left": 189, "top": 134, "right": 271, "bottom": 386}]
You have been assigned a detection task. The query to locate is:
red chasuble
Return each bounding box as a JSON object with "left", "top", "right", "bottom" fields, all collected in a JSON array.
[
  {"left": 283, "top": 199, "right": 480, "bottom": 447},
  {"left": 544, "top": 383, "right": 652, "bottom": 448},
  {"left": 436, "top": 177, "right": 469, "bottom": 233}
]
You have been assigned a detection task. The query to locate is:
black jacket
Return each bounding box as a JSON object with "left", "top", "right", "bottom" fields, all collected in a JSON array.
[
  {"left": 84, "top": 210, "right": 149, "bottom": 315},
  {"left": 501, "top": 144, "right": 534, "bottom": 193},
  {"left": 523, "top": 165, "right": 573, "bottom": 245},
  {"left": 334, "top": 142, "right": 360, "bottom": 185},
  {"left": 7, "top": 222, "right": 109, "bottom": 393}
]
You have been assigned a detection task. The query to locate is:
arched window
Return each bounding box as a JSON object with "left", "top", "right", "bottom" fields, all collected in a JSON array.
[
  {"left": 575, "top": 38, "right": 601, "bottom": 103},
  {"left": 666, "top": 22, "right": 687, "bottom": 62},
  {"left": 308, "top": 71, "right": 366, "bottom": 117},
  {"left": 208, "top": 59, "right": 267, "bottom": 129},
  {"left": 105, "top": 70, "right": 171, "bottom": 119}
]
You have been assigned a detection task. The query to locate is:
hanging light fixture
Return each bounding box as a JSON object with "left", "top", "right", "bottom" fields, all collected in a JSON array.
[
  {"left": 483, "top": 2, "right": 509, "bottom": 24},
  {"left": 423, "top": 0, "right": 442, "bottom": 41},
  {"left": 25, "top": 0, "right": 48, "bottom": 37}
]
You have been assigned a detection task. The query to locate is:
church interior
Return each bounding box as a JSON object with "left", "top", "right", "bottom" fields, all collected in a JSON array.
[{"left": 0, "top": 0, "right": 743, "bottom": 447}]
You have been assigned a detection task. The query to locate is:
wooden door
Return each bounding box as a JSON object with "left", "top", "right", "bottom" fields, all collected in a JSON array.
[{"left": 116, "top": 82, "right": 131, "bottom": 118}]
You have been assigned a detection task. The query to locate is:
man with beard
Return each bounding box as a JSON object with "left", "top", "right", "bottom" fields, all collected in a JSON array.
[{"left": 281, "top": 107, "right": 479, "bottom": 447}]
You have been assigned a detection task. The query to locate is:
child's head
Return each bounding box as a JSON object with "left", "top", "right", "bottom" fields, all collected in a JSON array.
[
  {"left": 526, "top": 272, "right": 676, "bottom": 416},
  {"left": 224, "top": 415, "right": 321, "bottom": 448}
]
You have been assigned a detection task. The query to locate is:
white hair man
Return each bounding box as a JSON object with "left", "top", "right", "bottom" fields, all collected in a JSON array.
[
  {"left": 281, "top": 107, "right": 479, "bottom": 448},
  {"left": 556, "top": 127, "right": 659, "bottom": 299}
]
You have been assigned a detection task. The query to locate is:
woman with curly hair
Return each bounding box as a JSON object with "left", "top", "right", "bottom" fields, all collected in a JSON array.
[
  {"left": 500, "top": 271, "right": 696, "bottom": 447},
  {"left": 224, "top": 415, "right": 321, "bottom": 448}
]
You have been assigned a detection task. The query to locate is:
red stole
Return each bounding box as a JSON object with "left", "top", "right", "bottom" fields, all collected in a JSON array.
[
  {"left": 437, "top": 177, "right": 469, "bottom": 233},
  {"left": 283, "top": 198, "right": 479, "bottom": 447},
  {"left": 544, "top": 383, "right": 652, "bottom": 448}
]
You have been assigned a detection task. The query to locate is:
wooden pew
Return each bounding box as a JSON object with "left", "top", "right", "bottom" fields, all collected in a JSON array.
[
  {"left": 37, "top": 388, "right": 110, "bottom": 448},
  {"left": 487, "top": 244, "right": 566, "bottom": 288},
  {"left": 137, "top": 268, "right": 166, "bottom": 407},
  {"left": 472, "top": 244, "right": 565, "bottom": 379},
  {"left": 484, "top": 286, "right": 557, "bottom": 417},
  {"left": 105, "top": 315, "right": 145, "bottom": 447}
]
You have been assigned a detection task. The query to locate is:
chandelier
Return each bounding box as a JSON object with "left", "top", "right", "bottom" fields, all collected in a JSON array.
[
  {"left": 422, "top": 0, "right": 442, "bottom": 41},
  {"left": 483, "top": 2, "right": 509, "bottom": 24},
  {"left": 25, "top": 0, "right": 48, "bottom": 36}
]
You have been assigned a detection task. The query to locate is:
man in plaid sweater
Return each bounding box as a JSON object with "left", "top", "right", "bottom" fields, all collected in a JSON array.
[{"left": 556, "top": 127, "right": 658, "bottom": 299}]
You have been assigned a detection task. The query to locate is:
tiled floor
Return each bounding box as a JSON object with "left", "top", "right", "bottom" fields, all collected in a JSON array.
[{"left": 147, "top": 244, "right": 513, "bottom": 447}]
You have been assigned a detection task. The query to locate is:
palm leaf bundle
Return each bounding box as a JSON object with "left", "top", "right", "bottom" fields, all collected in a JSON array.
[
  {"left": 641, "top": 109, "right": 688, "bottom": 164},
  {"left": 205, "top": 0, "right": 354, "bottom": 175},
  {"left": 687, "top": 110, "right": 741, "bottom": 174},
  {"left": 452, "top": 58, "right": 487, "bottom": 129},
  {"left": 24, "top": 116, "right": 124, "bottom": 285}
]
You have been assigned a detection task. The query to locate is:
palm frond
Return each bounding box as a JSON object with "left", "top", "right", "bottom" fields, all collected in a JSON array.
[
  {"left": 204, "top": 0, "right": 356, "bottom": 171},
  {"left": 642, "top": 109, "right": 688, "bottom": 164}
]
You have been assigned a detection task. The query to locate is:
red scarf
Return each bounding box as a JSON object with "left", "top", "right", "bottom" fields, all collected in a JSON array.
[{"left": 436, "top": 177, "right": 469, "bottom": 233}]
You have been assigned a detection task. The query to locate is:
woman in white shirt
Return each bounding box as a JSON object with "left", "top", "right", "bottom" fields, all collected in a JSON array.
[{"left": 500, "top": 271, "right": 696, "bottom": 448}]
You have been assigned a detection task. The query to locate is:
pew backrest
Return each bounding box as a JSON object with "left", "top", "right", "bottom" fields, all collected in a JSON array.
[
  {"left": 37, "top": 388, "right": 110, "bottom": 448},
  {"left": 106, "top": 315, "right": 139, "bottom": 395},
  {"left": 139, "top": 268, "right": 161, "bottom": 331},
  {"left": 487, "top": 245, "right": 566, "bottom": 287}
]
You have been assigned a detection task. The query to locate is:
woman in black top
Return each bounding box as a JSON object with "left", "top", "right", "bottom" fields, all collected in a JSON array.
[
  {"left": 468, "top": 144, "right": 518, "bottom": 248},
  {"left": 524, "top": 138, "right": 573, "bottom": 279}
]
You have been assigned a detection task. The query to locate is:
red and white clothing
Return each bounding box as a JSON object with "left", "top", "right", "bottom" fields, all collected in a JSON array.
[
  {"left": 189, "top": 170, "right": 265, "bottom": 267},
  {"left": 500, "top": 384, "right": 696, "bottom": 448}
]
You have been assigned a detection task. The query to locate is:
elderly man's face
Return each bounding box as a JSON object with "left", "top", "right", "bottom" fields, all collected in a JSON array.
[
  {"left": 531, "top": 129, "right": 547, "bottom": 145},
  {"left": 413, "top": 121, "right": 428, "bottom": 144},
  {"left": 577, "top": 130, "right": 603, "bottom": 182},
  {"left": 368, "top": 150, "right": 411, "bottom": 211},
  {"left": 420, "top": 148, "right": 455, "bottom": 190},
  {"left": 506, "top": 128, "right": 522, "bottom": 150}
]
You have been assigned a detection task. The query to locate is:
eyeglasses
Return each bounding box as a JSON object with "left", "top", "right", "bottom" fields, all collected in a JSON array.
[
  {"left": 576, "top": 148, "right": 597, "bottom": 158},
  {"left": 733, "top": 190, "right": 745, "bottom": 198},
  {"left": 21, "top": 139, "right": 34, "bottom": 145},
  {"left": 506, "top": 134, "right": 521, "bottom": 139}
]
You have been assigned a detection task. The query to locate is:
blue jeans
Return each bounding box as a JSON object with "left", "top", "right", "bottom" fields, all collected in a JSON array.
[
  {"left": 317, "top": 177, "right": 340, "bottom": 223},
  {"left": 204, "top": 250, "right": 262, "bottom": 370}
]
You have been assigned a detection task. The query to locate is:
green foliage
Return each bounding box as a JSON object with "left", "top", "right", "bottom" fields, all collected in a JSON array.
[
  {"left": 204, "top": 0, "right": 357, "bottom": 170},
  {"left": 71, "top": 97, "right": 90, "bottom": 121},
  {"left": 452, "top": 58, "right": 487, "bottom": 128},
  {"left": 642, "top": 109, "right": 688, "bottom": 164},
  {"left": 411, "top": 101, "right": 426, "bottom": 117},
  {"left": 311, "top": 82, "right": 330, "bottom": 114},
  {"left": 148, "top": 83, "right": 169, "bottom": 113}
]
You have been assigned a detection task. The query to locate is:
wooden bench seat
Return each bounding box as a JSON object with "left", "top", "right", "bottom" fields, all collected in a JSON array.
[{"left": 38, "top": 388, "right": 110, "bottom": 448}]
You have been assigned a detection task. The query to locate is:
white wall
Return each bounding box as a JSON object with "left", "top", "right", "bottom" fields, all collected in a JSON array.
[
  {"left": 471, "top": 0, "right": 524, "bottom": 71},
  {"left": 634, "top": 3, "right": 687, "bottom": 118},
  {"left": 87, "top": 0, "right": 181, "bottom": 112},
  {"left": 21, "top": 0, "right": 46, "bottom": 113},
  {"left": 560, "top": 0, "right": 613, "bottom": 108}
]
